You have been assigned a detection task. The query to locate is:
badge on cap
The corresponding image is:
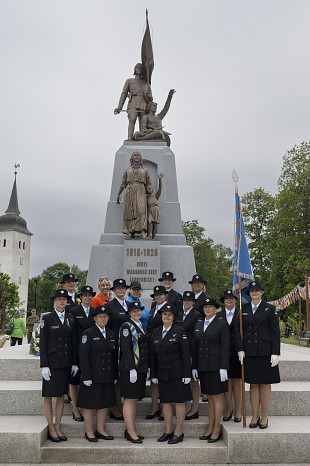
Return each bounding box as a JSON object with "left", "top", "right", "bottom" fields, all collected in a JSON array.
[
  {"left": 60, "top": 290, "right": 65, "bottom": 294},
  {"left": 206, "top": 299, "right": 210, "bottom": 302},
  {"left": 228, "top": 291, "right": 231, "bottom": 294},
  {"left": 156, "top": 287, "right": 159, "bottom": 290},
  {"left": 166, "top": 272, "right": 169, "bottom": 276},
  {"left": 186, "top": 292, "right": 190, "bottom": 297},
  {"left": 82, "top": 335, "right": 87, "bottom": 344},
  {"left": 123, "top": 329, "right": 129, "bottom": 337},
  {"left": 119, "top": 280, "right": 123, "bottom": 283},
  {"left": 69, "top": 274, "right": 73, "bottom": 278},
  {"left": 196, "top": 275, "right": 199, "bottom": 279},
  {"left": 86, "top": 287, "right": 90, "bottom": 291}
]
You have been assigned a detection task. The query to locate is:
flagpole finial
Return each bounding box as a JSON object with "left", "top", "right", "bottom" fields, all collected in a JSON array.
[
  {"left": 232, "top": 170, "right": 239, "bottom": 183},
  {"left": 146, "top": 8, "right": 148, "bottom": 20},
  {"left": 14, "top": 163, "right": 20, "bottom": 176}
]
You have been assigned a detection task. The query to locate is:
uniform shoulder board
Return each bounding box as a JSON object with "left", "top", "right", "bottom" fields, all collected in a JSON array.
[
  {"left": 123, "top": 328, "right": 129, "bottom": 337},
  {"left": 82, "top": 335, "right": 87, "bottom": 344}
]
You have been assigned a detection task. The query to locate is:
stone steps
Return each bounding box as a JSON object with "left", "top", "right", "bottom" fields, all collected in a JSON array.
[{"left": 1, "top": 381, "right": 310, "bottom": 416}]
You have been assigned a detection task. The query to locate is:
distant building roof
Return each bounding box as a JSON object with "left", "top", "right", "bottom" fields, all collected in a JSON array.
[{"left": 0, "top": 175, "right": 32, "bottom": 236}]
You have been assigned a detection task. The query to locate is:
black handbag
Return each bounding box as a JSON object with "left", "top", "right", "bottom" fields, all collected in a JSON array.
[{"left": 5, "top": 322, "right": 14, "bottom": 335}]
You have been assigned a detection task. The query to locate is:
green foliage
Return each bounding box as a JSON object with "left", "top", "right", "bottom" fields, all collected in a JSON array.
[
  {"left": 28, "top": 263, "right": 87, "bottom": 313},
  {"left": 0, "top": 273, "right": 20, "bottom": 331},
  {"left": 182, "top": 221, "right": 232, "bottom": 298}
]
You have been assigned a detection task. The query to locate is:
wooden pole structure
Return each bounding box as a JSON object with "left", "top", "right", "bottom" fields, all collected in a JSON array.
[
  {"left": 298, "top": 292, "right": 302, "bottom": 337},
  {"left": 238, "top": 276, "right": 247, "bottom": 427}
]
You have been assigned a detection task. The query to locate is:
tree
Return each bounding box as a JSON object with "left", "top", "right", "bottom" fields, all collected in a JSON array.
[
  {"left": 28, "top": 263, "right": 87, "bottom": 313},
  {"left": 241, "top": 188, "right": 276, "bottom": 287},
  {"left": 0, "top": 273, "right": 20, "bottom": 331},
  {"left": 182, "top": 220, "right": 233, "bottom": 298}
]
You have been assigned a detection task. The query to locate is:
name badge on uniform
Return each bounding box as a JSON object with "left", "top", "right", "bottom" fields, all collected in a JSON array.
[
  {"left": 76, "top": 316, "right": 83, "bottom": 319},
  {"left": 123, "top": 329, "right": 129, "bottom": 337},
  {"left": 242, "top": 313, "right": 248, "bottom": 316},
  {"left": 82, "top": 335, "right": 87, "bottom": 344},
  {"left": 93, "top": 337, "right": 100, "bottom": 340},
  {"left": 169, "top": 338, "right": 176, "bottom": 342},
  {"left": 51, "top": 325, "right": 59, "bottom": 329},
  {"left": 120, "top": 312, "right": 126, "bottom": 315},
  {"left": 195, "top": 328, "right": 199, "bottom": 332},
  {"left": 182, "top": 335, "right": 187, "bottom": 339},
  {"left": 111, "top": 339, "right": 115, "bottom": 342}
]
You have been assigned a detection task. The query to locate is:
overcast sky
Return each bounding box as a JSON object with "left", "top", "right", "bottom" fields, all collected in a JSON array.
[{"left": 1, "top": 0, "right": 309, "bottom": 277}]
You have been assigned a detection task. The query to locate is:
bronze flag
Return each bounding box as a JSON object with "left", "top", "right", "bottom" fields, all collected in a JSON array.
[{"left": 141, "top": 9, "right": 154, "bottom": 85}]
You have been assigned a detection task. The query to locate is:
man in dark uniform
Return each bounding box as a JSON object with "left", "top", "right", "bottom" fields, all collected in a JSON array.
[
  {"left": 105, "top": 278, "right": 130, "bottom": 419},
  {"left": 175, "top": 291, "right": 201, "bottom": 420},
  {"left": 69, "top": 285, "right": 96, "bottom": 422},
  {"left": 158, "top": 271, "right": 182, "bottom": 311}
]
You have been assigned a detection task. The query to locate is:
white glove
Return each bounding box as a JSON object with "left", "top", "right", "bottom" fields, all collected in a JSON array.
[
  {"left": 270, "top": 354, "right": 280, "bottom": 367},
  {"left": 219, "top": 369, "right": 228, "bottom": 382},
  {"left": 42, "top": 367, "right": 51, "bottom": 381},
  {"left": 129, "top": 369, "right": 138, "bottom": 383},
  {"left": 71, "top": 365, "right": 79, "bottom": 377},
  {"left": 83, "top": 380, "right": 92, "bottom": 386},
  {"left": 147, "top": 368, "right": 150, "bottom": 379},
  {"left": 238, "top": 351, "right": 245, "bottom": 364},
  {"left": 114, "top": 379, "right": 118, "bottom": 384},
  {"left": 151, "top": 378, "right": 158, "bottom": 384},
  {"left": 182, "top": 377, "right": 191, "bottom": 384},
  {"left": 192, "top": 369, "right": 199, "bottom": 381}
]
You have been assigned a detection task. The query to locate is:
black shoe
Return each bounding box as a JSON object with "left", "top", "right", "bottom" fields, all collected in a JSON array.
[
  {"left": 168, "top": 433, "right": 184, "bottom": 444},
  {"left": 85, "top": 432, "right": 98, "bottom": 442},
  {"left": 185, "top": 411, "right": 199, "bottom": 420},
  {"left": 145, "top": 409, "right": 160, "bottom": 420},
  {"left": 208, "top": 434, "right": 221, "bottom": 443},
  {"left": 259, "top": 419, "right": 268, "bottom": 429},
  {"left": 157, "top": 432, "right": 174, "bottom": 442},
  {"left": 201, "top": 395, "right": 208, "bottom": 402},
  {"left": 223, "top": 411, "right": 233, "bottom": 422},
  {"left": 73, "top": 413, "right": 84, "bottom": 422},
  {"left": 125, "top": 430, "right": 143, "bottom": 444},
  {"left": 234, "top": 416, "right": 242, "bottom": 423},
  {"left": 199, "top": 434, "right": 211, "bottom": 440},
  {"left": 47, "top": 432, "right": 61, "bottom": 442},
  {"left": 158, "top": 415, "right": 164, "bottom": 421},
  {"left": 57, "top": 434, "right": 68, "bottom": 441},
  {"left": 138, "top": 434, "right": 144, "bottom": 439},
  {"left": 109, "top": 411, "right": 124, "bottom": 421},
  {"left": 249, "top": 417, "right": 261, "bottom": 428},
  {"left": 95, "top": 430, "right": 114, "bottom": 440},
  {"left": 64, "top": 395, "right": 71, "bottom": 404}
]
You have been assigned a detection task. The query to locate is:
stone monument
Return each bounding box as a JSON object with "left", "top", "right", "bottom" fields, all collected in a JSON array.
[{"left": 87, "top": 12, "right": 195, "bottom": 297}]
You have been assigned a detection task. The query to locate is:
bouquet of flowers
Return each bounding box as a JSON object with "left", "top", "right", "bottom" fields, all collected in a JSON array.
[{"left": 29, "top": 323, "right": 40, "bottom": 356}]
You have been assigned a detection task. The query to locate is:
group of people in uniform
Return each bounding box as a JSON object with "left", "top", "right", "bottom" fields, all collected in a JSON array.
[{"left": 40, "top": 271, "right": 281, "bottom": 444}]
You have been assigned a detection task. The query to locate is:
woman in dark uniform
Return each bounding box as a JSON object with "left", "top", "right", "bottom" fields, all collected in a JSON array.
[
  {"left": 151, "top": 304, "right": 192, "bottom": 444},
  {"left": 119, "top": 301, "right": 149, "bottom": 443},
  {"left": 192, "top": 298, "right": 230, "bottom": 443},
  {"left": 235, "top": 281, "right": 280, "bottom": 429},
  {"left": 40, "top": 289, "right": 78, "bottom": 442},
  {"left": 77, "top": 306, "right": 116, "bottom": 442},
  {"left": 217, "top": 290, "right": 242, "bottom": 422}
]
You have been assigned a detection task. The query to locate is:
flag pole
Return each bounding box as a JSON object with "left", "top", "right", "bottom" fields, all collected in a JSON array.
[{"left": 232, "top": 170, "right": 247, "bottom": 428}]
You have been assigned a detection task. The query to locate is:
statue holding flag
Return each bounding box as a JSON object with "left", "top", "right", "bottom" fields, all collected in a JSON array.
[{"left": 114, "top": 10, "right": 155, "bottom": 140}]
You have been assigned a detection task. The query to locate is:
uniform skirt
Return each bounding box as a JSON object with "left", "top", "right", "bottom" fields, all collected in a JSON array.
[
  {"left": 120, "top": 370, "right": 147, "bottom": 399},
  {"left": 244, "top": 356, "right": 280, "bottom": 384},
  {"left": 158, "top": 378, "right": 192, "bottom": 403},
  {"left": 199, "top": 371, "right": 228, "bottom": 395},
  {"left": 77, "top": 382, "right": 116, "bottom": 409},
  {"left": 42, "top": 367, "right": 71, "bottom": 397},
  {"left": 228, "top": 353, "right": 242, "bottom": 379}
]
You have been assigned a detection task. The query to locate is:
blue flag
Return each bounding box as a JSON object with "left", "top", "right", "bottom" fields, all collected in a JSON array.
[{"left": 232, "top": 187, "right": 254, "bottom": 302}]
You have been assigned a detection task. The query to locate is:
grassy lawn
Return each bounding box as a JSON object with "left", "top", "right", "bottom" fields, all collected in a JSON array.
[{"left": 281, "top": 337, "right": 310, "bottom": 347}]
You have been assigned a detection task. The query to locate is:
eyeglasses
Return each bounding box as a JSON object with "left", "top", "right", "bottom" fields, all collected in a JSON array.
[{"left": 98, "top": 277, "right": 110, "bottom": 282}]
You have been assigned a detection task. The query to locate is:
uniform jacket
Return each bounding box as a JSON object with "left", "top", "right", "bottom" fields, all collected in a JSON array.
[
  {"left": 79, "top": 325, "right": 117, "bottom": 383},
  {"left": 235, "top": 301, "right": 280, "bottom": 357},
  {"left": 40, "top": 310, "right": 76, "bottom": 369},
  {"left": 166, "top": 289, "right": 183, "bottom": 310},
  {"left": 119, "top": 320, "right": 149, "bottom": 373},
  {"left": 216, "top": 308, "right": 239, "bottom": 359},
  {"left": 192, "top": 318, "right": 230, "bottom": 372},
  {"left": 150, "top": 324, "right": 191, "bottom": 381},
  {"left": 105, "top": 298, "right": 130, "bottom": 341},
  {"left": 69, "top": 304, "right": 94, "bottom": 360},
  {"left": 193, "top": 292, "right": 209, "bottom": 315},
  {"left": 146, "top": 303, "right": 165, "bottom": 336},
  {"left": 175, "top": 308, "right": 201, "bottom": 348}
]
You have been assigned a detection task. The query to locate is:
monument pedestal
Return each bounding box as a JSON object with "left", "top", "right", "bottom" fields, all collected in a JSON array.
[{"left": 87, "top": 140, "right": 195, "bottom": 293}]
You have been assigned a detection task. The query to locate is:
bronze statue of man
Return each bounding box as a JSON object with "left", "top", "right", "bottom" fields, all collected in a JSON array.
[
  {"left": 133, "top": 89, "right": 175, "bottom": 146},
  {"left": 117, "top": 151, "right": 152, "bottom": 239},
  {"left": 147, "top": 173, "right": 164, "bottom": 239},
  {"left": 114, "top": 63, "right": 153, "bottom": 140}
]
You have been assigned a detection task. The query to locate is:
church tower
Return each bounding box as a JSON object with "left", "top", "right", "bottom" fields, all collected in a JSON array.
[{"left": 0, "top": 166, "right": 32, "bottom": 311}]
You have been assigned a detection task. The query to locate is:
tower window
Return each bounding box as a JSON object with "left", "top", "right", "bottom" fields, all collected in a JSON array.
[
  {"left": 20, "top": 257, "right": 24, "bottom": 265},
  {"left": 19, "top": 241, "right": 21, "bottom": 249},
  {"left": 23, "top": 242, "right": 25, "bottom": 250},
  {"left": 3, "top": 239, "right": 6, "bottom": 247},
  {"left": 18, "top": 276, "right": 22, "bottom": 284}
]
